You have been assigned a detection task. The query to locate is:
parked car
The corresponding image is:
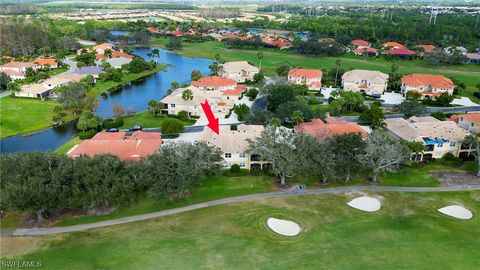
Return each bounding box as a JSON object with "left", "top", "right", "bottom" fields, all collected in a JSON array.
[
  {"left": 129, "top": 125, "right": 143, "bottom": 131},
  {"left": 106, "top": 128, "right": 119, "bottom": 132}
]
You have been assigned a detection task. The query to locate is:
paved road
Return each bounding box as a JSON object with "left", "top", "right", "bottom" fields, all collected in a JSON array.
[{"left": 4, "top": 185, "right": 479, "bottom": 236}]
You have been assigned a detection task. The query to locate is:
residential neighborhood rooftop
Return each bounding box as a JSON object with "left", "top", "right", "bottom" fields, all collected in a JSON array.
[
  {"left": 385, "top": 117, "right": 468, "bottom": 143},
  {"left": 67, "top": 131, "right": 163, "bottom": 161},
  {"left": 295, "top": 117, "right": 368, "bottom": 140},
  {"left": 401, "top": 73, "right": 454, "bottom": 89},
  {"left": 197, "top": 124, "right": 264, "bottom": 153}
]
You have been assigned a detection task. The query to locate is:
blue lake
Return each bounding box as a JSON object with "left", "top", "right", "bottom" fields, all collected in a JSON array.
[{"left": 0, "top": 48, "right": 212, "bottom": 154}]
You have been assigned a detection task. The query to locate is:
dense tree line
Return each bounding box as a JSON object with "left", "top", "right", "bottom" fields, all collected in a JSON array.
[
  {"left": 249, "top": 126, "right": 410, "bottom": 185},
  {"left": 233, "top": 11, "right": 480, "bottom": 50},
  {"left": 0, "top": 142, "right": 222, "bottom": 223}
]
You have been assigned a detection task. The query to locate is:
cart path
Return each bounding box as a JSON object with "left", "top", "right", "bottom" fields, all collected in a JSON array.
[{"left": 4, "top": 185, "right": 480, "bottom": 236}]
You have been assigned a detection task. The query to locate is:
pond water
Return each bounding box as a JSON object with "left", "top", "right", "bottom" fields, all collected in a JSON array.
[{"left": 0, "top": 48, "right": 212, "bottom": 154}]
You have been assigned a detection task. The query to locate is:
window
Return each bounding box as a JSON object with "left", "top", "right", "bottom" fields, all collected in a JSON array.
[
  {"left": 450, "top": 142, "right": 456, "bottom": 147},
  {"left": 239, "top": 153, "right": 245, "bottom": 158},
  {"left": 239, "top": 162, "right": 245, "bottom": 168},
  {"left": 225, "top": 153, "right": 232, "bottom": 158},
  {"left": 437, "top": 143, "right": 443, "bottom": 148},
  {"left": 171, "top": 104, "right": 176, "bottom": 108}
]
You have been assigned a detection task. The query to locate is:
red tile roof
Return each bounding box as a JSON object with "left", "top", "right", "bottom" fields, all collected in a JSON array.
[
  {"left": 222, "top": 84, "right": 246, "bottom": 96},
  {"left": 451, "top": 112, "right": 480, "bottom": 124},
  {"left": 383, "top": 41, "right": 405, "bottom": 49},
  {"left": 33, "top": 58, "right": 57, "bottom": 66},
  {"left": 354, "top": 47, "right": 378, "bottom": 54},
  {"left": 262, "top": 39, "right": 291, "bottom": 48},
  {"left": 352, "top": 39, "right": 370, "bottom": 47},
  {"left": 384, "top": 48, "right": 415, "bottom": 55},
  {"left": 97, "top": 50, "right": 134, "bottom": 60},
  {"left": 0, "top": 61, "right": 36, "bottom": 68},
  {"left": 294, "top": 117, "right": 368, "bottom": 140},
  {"left": 93, "top": 43, "right": 114, "bottom": 51},
  {"left": 415, "top": 44, "right": 436, "bottom": 52},
  {"left": 67, "top": 131, "right": 162, "bottom": 162},
  {"left": 191, "top": 76, "right": 237, "bottom": 88},
  {"left": 401, "top": 73, "right": 454, "bottom": 89},
  {"left": 146, "top": 27, "right": 159, "bottom": 33},
  {"left": 170, "top": 30, "right": 183, "bottom": 37},
  {"left": 288, "top": 68, "right": 323, "bottom": 79}
]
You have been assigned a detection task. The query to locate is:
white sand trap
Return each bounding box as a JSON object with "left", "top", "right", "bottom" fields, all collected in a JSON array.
[
  {"left": 267, "top": 218, "right": 301, "bottom": 236},
  {"left": 437, "top": 205, "right": 473, "bottom": 220},
  {"left": 347, "top": 196, "right": 381, "bottom": 212}
]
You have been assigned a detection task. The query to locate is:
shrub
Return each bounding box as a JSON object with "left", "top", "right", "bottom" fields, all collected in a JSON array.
[
  {"left": 431, "top": 112, "right": 447, "bottom": 121},
  {"left": 230, "top": 124, "right": 238, "bottom": 131},
  {"left": 245, "top": 88, "right": 258, "bottom": 101},
  {"left": 161, "top": 118, "right": 185, "bottom": 135},
  {"left": 78, "top": 129, "right": 97, "bottom": 140},
  {"left": 439, "top": 153, "right": 463, "bottom": 166},
  {"left": 177, "top": 110, "right": 189, "bottom": 120},
  {"left": 230, "top": 164, "right": 241, "bottom": 173},
  {"left": 102, "top": 118, "right": 124, "bottom": 129}
]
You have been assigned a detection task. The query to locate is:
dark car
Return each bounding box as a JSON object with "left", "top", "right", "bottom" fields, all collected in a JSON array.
[
  {"left": 129, "top": 125, "right": 143, "bottom": 131},
  {"left": 106, "top": 128, "right": 119, "bottom": 132}
]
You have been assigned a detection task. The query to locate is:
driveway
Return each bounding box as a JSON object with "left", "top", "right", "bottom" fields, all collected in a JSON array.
[
  {"left": 380, "top": 92, "right": 404, "bottom": 105},
  {"left": 452, "top": 97, "right": 479, "bottom": 106}
]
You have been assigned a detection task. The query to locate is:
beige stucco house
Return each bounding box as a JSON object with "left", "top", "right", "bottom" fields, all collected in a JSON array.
[
  {"left": 342, "top": 70, "right": 389, "bottom": 96},
  {"left": 197, "top": 124, "right": 271, "bottom": 170},
  {"left": 220, "top": 61, "right": 259, "bottom": 83},
  {"left": 288, "top": 68, "right": 323, "bottom": 91},
  {"left": 385, "top": 116, "right": 472, "bottom": 161}
]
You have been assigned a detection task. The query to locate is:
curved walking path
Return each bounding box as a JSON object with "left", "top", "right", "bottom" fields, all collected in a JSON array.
[{"left": 4, "top": 185, "right": 480, "bottom": 237}]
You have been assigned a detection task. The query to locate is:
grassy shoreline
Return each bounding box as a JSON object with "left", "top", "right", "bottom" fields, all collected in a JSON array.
[{"left": 0, "top": 65, "right": 166, "bottom": 139}]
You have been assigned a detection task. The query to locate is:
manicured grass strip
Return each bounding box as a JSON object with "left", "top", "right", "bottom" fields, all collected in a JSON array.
[
  {"left": 151, "top": 37, "right": 480, "bottom": 102},
  {"left": 54, "top": 175, "right": 274, "bottom": 227},
  {"left": 6, "top": 191, "right": 480, "bottom": 269},
  {"left": 0, "top": 97, "right": 74, "bottom": 138},
  {"left": 118, "top": 111, "right": 194, "bottom": 129},
  {"left": 88, "top": 65, "right": 167, "bottom": 96},
  {"left": 54, "top": 136, "right": 82, "bottom": 155},
  {"left": 0, "top": 212, "right": 21, "bottom": 230}
]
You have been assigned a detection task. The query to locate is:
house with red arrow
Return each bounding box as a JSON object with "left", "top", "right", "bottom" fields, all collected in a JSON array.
[{"left": 197, "top": 124, "right": 272, "bottom": 170}]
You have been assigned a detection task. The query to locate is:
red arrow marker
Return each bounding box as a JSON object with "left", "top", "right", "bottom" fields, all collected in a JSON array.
[{"left": 200, "top": 99, "right": 219, "bottom": 135}]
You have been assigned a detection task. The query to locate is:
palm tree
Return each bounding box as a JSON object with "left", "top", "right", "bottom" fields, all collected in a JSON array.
[
  {"left": 257, "top": 51, "right": 264, "bottom": 70},
  {"left": 334, "top": 59, "right": 341, "bottom": 87},
  {"left": 150, "top": 48, "right": 160, "bottom": 65},
  {"left": 104, "top": 48, "right": 112, "bottom": 59},
  {"left": 182, "top": 89, "right": 193, "bottom": 101},
  {"left": 291, "top": 110, "right": 304, "bottom": 125},
  {"left": 170, "top": 81, "right": 179, "bottom": 90},
  {"left": 214, "top": 51, "right": 221, "bottom": 64},
  {"left": 270, "top": 117, "right": 281, "bottom": 127},
  {"left": 148, "top": 99, "right": 158, "bottom": 116}
]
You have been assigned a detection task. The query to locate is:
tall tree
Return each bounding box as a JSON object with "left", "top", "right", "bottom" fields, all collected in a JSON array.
[
  {"left": 257, "top": 51, "right": 264, "bottom": 70},
  {"left": 463, "top": 135, "right": 480, "bottom": 177},
  {"left": 248, "top": 126, "right": 300, "bottom": 185},
  {"left": 359, "top": 130, "right": 410, "bottom": 182}
]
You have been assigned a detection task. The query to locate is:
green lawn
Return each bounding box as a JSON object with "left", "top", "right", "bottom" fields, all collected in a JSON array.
[
  {"left": 88, "top": 65, "right": 166, "bottom": 96},
  {"left": 0, "top": 97, "right": 73, "bottom": 138},
  {"left": 54, "top": 136, "right": 82, "bottom": 155},
  {"left": 55, "top": 174, "right": 274, "bottom": 227},
  {"left": 118, "top": 111, "right": 194, "bottom": 129},
  {"left": 4, "top": 191, "right": 479, "bottom": 269},
  {"left": 152, "top": 38, "right": 480, "bottom": 102}
]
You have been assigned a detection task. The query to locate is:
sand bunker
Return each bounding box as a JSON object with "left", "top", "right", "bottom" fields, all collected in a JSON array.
[
  {"left": 267, "top": 218, "right": 301, "bottom": 236},
  {"left": 437, "top": 205, "right": 473, "bottom": 220},
  {"left": 347, "top": 196, "right": 381, "bottom": 212}
]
